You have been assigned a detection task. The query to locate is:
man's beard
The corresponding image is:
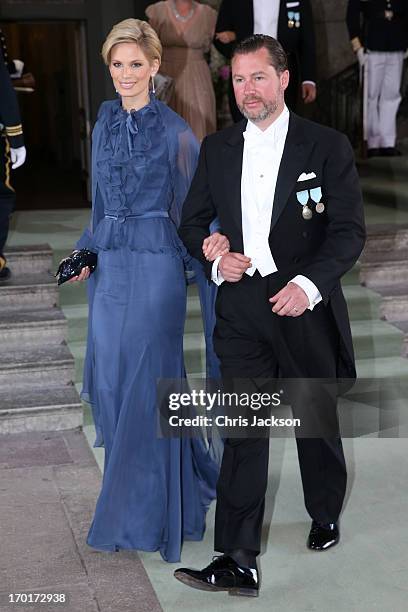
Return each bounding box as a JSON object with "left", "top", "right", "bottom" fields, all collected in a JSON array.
[{"left": 238, "top": 94, "right": 280, "bottom": 123}]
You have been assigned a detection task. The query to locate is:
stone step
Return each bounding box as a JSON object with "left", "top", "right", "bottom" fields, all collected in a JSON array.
[
  {"left": 0, "top": 308, "right": 67, "bottom": 349},
  {"left": 0, "top": 273, "right": 58, "bottom": 310},
  {"left": 360, "top": 173, "right": 408, "bottom": 210},
  {"left": 393, "top": 321, "right": 408, "bottom": 358},
  {"left": 0, "top": 345, "right": 76, "bottom": 391},
  {"left": 351, "top": 319, "right": 404, "bottom": 360},
  {"left": 364, "top": 224, "right": 408, "bottom": 253},
  {"left": 3, "top": 244, "right": 53, "bottom": 276},
  {"left": 359, "top": 249, "right": 408, "bottom": 288},
  {"left": 355, "top": 355, "right": 408, "bottom": 380},
  {"left": 375, "top": 285, "right": 408, "bottom": 322},
  {"left": 0, "top": 386, "right": 82, "bottom": 434}
]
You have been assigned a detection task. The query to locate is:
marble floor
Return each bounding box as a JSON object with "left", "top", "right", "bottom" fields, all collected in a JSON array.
[{"left": 6, "top": 186, "right": 408, "bottom": 611}]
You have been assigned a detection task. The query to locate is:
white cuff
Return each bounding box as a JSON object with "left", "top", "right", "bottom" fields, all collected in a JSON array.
[
  {"left": 211, "top": 256, "right": 225, "bottom": 286},
  {"left": 290, "top": 275, "right": 322, "bottom": 311},
  {"left": 301, "top": 81, "right": 316, "bottom": 87}
]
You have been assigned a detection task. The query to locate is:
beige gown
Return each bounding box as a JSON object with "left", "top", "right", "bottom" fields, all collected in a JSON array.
[{"left": 146, "top": 1, "right": 217, "bottom": 141}]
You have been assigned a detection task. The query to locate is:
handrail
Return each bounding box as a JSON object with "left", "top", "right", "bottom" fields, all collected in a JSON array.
[{"left": 315, "top": 59, "right": 408, "bottom": 151}]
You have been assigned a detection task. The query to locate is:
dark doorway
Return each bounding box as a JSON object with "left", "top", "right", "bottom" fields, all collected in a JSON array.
[{"left": 2, "top": 21, "right": 91, "bottom": 210}]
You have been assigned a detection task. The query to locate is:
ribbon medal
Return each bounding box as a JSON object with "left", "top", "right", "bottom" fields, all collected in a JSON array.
[
  {"left": 297, "top": 189, "right": 312, "bottom": 220},
  {"left": 310, "top": 186, "right": 325, "bottom": 214},
  {"left": 287, "top": 11, "right": 295, "bottom": 28},
  {"left": 294, "top": 12, "right": 300, "bottom": 28}
]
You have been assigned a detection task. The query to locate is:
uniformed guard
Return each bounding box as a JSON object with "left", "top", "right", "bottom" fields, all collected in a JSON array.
[
  {"left": 0, "top": 39, "right": 26, "bottom": 280},
  {"left": 347, "top": 0, "right": 408, "bottom": 156}
]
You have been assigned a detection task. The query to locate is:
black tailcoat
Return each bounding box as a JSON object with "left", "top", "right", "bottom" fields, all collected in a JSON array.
[{"left": 179, "top": 114, "right": 366, "bottom": 380}]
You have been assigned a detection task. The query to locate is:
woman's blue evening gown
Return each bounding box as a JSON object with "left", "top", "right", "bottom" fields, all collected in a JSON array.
[{"left": 77, "top": 96, "right": 220, "bottom": 562}]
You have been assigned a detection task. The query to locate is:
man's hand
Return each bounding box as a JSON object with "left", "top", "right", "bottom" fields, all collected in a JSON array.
[
  {"left": 202, "top": 232, "right": 230, "bottom": 262},
  {"left": 10, "top": 146, "right": 26, "bottom": 169},
  {"left": 215, "top": 31, "right": 237, "bottom": 44},
  {"left": 219, "top": 252, "right": 251, "bottom": 283},
  {"left": 269, "top": 282, "right": 309, "bottom": 317},
  {"left": 301, "top": 83, "right": 317, "bottom": 104}
]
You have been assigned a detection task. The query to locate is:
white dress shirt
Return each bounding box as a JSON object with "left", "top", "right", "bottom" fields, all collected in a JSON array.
[
  {"left": 253, "top": 0, "right": 280, "bottom": 39},
  {"left": 211, "top": 106, "right": 322, "bottom": 311}
]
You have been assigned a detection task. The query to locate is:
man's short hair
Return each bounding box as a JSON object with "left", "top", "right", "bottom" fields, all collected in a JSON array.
[{"left": 232, "top": 34, "right": 288, "bottom": 74}]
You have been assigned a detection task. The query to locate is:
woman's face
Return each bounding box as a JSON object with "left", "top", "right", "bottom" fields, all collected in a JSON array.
[{"left": 109, "top": 42, "right": 159, "bottom": 104}]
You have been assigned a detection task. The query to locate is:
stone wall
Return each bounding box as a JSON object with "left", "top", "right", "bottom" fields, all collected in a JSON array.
[{"left": 312, "top": 0, "right": 354, "bottom": 79}]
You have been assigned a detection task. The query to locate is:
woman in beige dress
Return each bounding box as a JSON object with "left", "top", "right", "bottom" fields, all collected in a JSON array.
[{"left": 146, "top": 0, "right": 217, "bottom": 141}]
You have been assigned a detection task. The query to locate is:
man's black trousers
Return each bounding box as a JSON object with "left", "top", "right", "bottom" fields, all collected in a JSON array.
[{"left": 212, "top": 271, "right": 347, "bottom": 555}]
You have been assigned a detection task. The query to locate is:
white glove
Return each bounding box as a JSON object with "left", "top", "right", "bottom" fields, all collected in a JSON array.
[
  {"left": 356, "top": 48, "right": 366, "bottom": 67},
  {"left": 10, "top": 146, "right": 26, "bottom": 169},
  {"left": 10, "top": 59, "right": 24, "bottom": 78}
]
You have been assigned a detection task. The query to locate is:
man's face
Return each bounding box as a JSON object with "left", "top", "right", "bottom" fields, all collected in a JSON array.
[{"left": 232, "top": 47, "right": 289, "bottom": 124}]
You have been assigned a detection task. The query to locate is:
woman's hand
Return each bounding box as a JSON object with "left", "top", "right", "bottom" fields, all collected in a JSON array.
[
  {"left": 215, "top": 31, "right": 237, "bottom": 44},
  {"left": 202, "top": 232, "right": 230, "bottom": 262},
  {"left": 67, "top": 266, "right": 91, "bottom": 283}
]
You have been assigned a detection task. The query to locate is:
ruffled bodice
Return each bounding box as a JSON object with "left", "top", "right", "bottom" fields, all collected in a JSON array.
[{"left": 87, "top": 96, "right": 184, "bottom": 253}]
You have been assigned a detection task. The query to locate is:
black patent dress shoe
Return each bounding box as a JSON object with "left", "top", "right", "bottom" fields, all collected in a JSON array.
[
  {"left": 0, "top": 266, "right": 11, "bottom": 281},
  {"left": 174, "top": 555, "right": 259, "bottom": 597},
  {"left": 307, "top": 520, "right": 339, "bottom": 551}
]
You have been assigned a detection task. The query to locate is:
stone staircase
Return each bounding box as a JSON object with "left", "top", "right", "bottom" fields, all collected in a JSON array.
[
  {"left": 360, "top": 224, "right": 408, "bottom": 358},
  {"left": 0, "top": 245, "right": 82, "bottom": 434}
]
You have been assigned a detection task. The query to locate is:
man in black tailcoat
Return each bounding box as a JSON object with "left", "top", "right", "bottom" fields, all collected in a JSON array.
[
  {"left": 174, "top": 34, "right": 365, "bottom": 598},
  {"left": 214, "top": 0, "right": 317, "bottom": 118}
]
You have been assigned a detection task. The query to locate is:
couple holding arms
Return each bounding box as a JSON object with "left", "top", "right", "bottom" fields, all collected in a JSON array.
[{"left": 71, "top": 17, "right": 365, "bottom": 598}]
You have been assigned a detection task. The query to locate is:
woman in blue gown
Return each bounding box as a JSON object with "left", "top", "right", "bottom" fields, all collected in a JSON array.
[{"left": 71, "top": 18, "right": 227, "bottom": 562}]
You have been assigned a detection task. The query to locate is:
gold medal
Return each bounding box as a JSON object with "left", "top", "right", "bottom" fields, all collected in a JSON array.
[
  {"left": 316, "top": 202, "right": 325, "bottom": 213},
  {"left": 288, "top": 19, "right": 294, "bottom": 28},
  {"left": 302, "top": 205, "right": 312, "bottom": 220},
  {"left": 385, "top": 10, "right": 394, "bottom": 20}
]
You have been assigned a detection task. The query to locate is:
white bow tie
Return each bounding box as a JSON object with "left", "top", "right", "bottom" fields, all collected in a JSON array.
[{"left": 243, "top": 128, "right": 277, "bottom": 150}]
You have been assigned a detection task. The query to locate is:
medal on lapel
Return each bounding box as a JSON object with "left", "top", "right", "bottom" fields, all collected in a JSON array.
[
  {"left": 287, "top": 11, "right": 295, "bottom": 28},
  {"left": 310, "top": 187, "right": 325, "bottom": 214},
  {"left": 294, "top": 12, "right": 300, "bottom": 28},
  {"left": 297, "top": 190, "right": 312, "bottom": 220}
]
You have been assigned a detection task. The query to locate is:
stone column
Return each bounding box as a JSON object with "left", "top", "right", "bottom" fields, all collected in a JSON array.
[{"left": 311, "top": 0, "right": 355, "bottom": 79}]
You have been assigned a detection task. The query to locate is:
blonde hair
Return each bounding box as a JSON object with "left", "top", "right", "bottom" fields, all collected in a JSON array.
[{"left": 101, "top": 18, "right": 162, "bottom": 66}]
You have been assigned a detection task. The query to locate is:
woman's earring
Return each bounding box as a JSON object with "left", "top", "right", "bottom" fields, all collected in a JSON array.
[{"left": 151, "top": 75, "right": 156, "bottom": 94}]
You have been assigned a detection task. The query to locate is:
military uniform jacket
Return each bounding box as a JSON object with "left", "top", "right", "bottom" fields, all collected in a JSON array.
[
  {"left": 0, "top": 47, "right": 24, "bottom": 148},
  {"left": 0, "top": 29, "right": 18, "bottom": 75},
  {"left": 347, "top": 0, "right": 408, "bottom": 52},
  {"left": 214, "top": 0, "right": 316, "bottom": 83}
]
